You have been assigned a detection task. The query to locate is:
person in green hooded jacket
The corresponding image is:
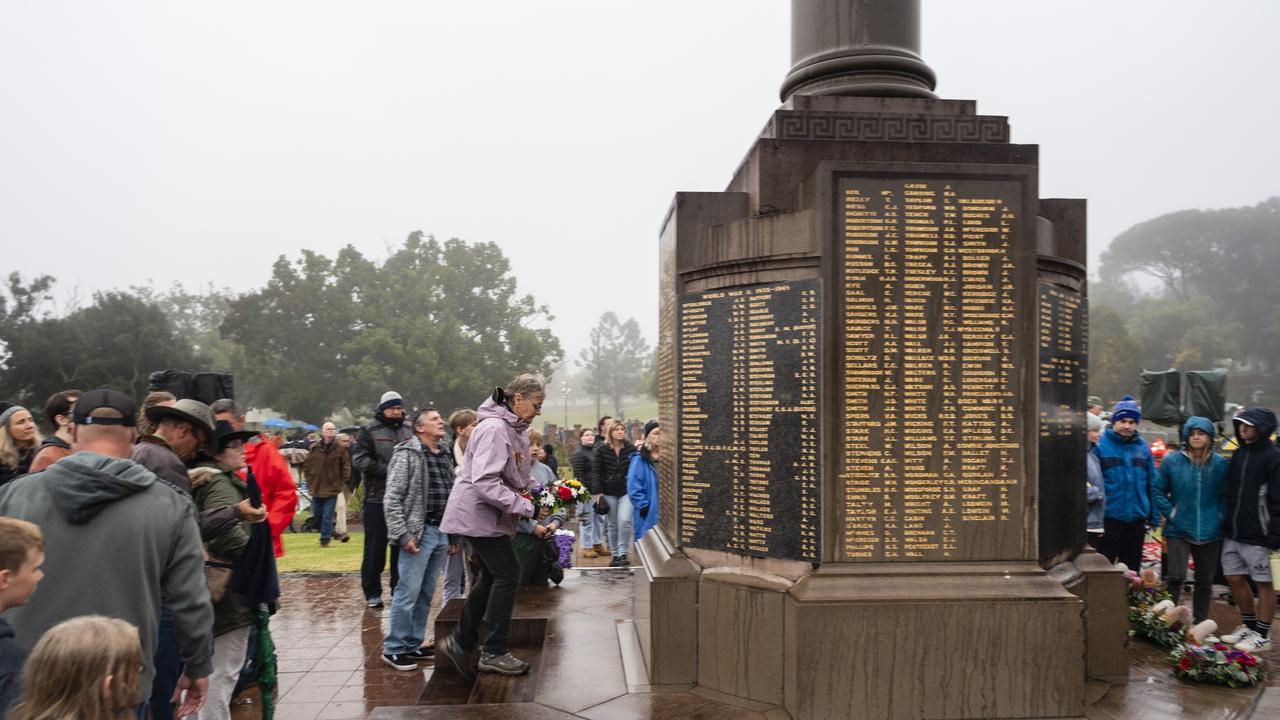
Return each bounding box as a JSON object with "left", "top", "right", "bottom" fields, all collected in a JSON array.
[
  {"left": 190, "top": 420, "right": 260, "bottom": 720},
  {"left": 1150, "top": 416, "right": 1229, "bottom": 623}
]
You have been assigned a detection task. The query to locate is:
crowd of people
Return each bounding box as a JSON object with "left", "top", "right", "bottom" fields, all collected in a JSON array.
[
  {"left": 0, "top": 373, "right": 666, "bottom": 719},
  {"left": 1086, "top": 395, "right": 1280, "bottom": 653}
]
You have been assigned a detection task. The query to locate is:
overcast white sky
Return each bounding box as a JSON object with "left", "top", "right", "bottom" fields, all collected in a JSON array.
[{"left": 3, "top": 1, "right": 1278, "bottom": 362}]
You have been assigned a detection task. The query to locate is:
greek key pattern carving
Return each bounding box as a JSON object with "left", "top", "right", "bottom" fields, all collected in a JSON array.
[{"left": 772, "top": 112, "right": 1009, "bottom": 143}]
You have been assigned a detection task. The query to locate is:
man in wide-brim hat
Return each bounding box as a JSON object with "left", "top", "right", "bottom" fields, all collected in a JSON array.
[{"left": 132, "top": 398, "right": 218, "bottom": 498}]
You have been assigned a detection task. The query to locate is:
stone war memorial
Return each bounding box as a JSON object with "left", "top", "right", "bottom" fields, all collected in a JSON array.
[{"left": 635, "top": 1, "right": 1121, "bottom": 718}]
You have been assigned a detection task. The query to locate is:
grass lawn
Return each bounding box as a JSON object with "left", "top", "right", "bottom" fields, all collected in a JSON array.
[
  {"left": 277, "top": 532, "right": 364, "bottom": 573},
  {"left": 555, "top": 400, "right": 658, "bottom": 429}
]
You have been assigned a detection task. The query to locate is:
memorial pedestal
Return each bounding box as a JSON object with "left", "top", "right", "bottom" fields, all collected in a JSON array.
[{"left": 644, "top": 89, "right": 1089, "bottom": 719}]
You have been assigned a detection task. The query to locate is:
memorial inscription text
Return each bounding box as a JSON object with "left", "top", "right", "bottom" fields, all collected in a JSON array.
[
  {"left": 840, "top": 177, "right": 1024, "bottom": 561},
  {"left": 678, "top": 281, "right": 820, "bottom": 561}
]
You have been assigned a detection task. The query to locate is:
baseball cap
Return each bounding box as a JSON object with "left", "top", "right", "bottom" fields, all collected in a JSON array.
[{"left": 72, "top": 389, "right": 138, "bottom": 426}]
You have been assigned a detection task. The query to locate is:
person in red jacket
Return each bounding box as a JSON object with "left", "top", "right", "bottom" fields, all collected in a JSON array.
[{"left": 212, "top": 399, "right": 298, "bottom": 557}]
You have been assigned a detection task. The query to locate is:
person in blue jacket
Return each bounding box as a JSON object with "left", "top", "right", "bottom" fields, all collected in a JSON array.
[
  {"left": 628, "top": 420, "right": 661, "bottom": 544},
  {"left": 1150, "top": 416, "right": 1229, "bottom": 623},
  {"left": 1093, "top": 395, "right": 1159, "bottom": 570}
]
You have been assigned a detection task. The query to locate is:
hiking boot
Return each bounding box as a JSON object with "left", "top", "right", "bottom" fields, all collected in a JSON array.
[
  {"left": 436, "top": 634, "right": 476, "bottom": 681},
  {"left": 1221, "top": 624, "right": 1252, "bottom": 644},
  {"left": 581, "top": 547, "right": 599, "bottom": 558},
  {"left": 382, "top": 653, "right": 417, "bottom": 671},
  {"left": 1234, "top": 630, "right": 1271, "bottom": 653},
  {"left": 478, "top": 651, "right": 530, "bottom": 676},
  {"left": 593, "top": 543, "right": 611, "bottom": 556}
]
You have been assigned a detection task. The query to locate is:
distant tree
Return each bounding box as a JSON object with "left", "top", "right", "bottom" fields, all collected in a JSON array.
[
  {"left": 0, "top": 290, "right": 204, "bottom": 406},
  {"left": 1087, "top": 304, "right": 1143, "bottom": 404},
  {"left": 136, "top": 282, "right": 265, "bottom": 411},
  {"left": 1099, "top": 197, "right": 1280, "bottom": 361},
  {"left": 221, "top": 232, "right": 562, "bottom": 420},
  {"left": 578, "top": 312, "right": 650, "bottom": 417}
]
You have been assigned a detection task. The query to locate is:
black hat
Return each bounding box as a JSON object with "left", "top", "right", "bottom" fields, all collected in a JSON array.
[
  {"left": 212, "top": 420, "right": 258, "bottom": 453},
  {"left": 642, "top": 419, "right": 660, "bottom": 439},
  {"left": 72, "top": 389, "right": 138, "bottom": 426}
]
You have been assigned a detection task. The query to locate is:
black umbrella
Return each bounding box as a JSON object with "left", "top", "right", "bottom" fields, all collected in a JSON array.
[{"left": 229, "top": 468, "right": 280, "bottom": 719}]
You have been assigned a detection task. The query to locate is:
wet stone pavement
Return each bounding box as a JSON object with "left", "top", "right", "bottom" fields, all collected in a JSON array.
[{"left": 236, "top": 566, "right": 1279, "bottom": 720}]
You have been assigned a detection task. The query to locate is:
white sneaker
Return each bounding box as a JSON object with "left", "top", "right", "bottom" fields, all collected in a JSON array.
[
  {"left": 1234, "top": 631, "right": 1271, "bottom": 653},
  {"left": 1221, "top": 624, "right": 1252, "bottom": 644}
]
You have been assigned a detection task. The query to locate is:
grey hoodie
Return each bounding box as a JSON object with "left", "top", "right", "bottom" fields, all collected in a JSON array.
[{"left": 0, "top": 452, "right": 214, "bottom": 700}]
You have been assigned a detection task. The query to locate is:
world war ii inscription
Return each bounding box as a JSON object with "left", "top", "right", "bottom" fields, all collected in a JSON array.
[
  {"left": 678, "top": 281, "right": 820, "bottom": 561},
  {"left": 840, "top": 177, "right": 1024, "bottom": 561},
  {"left": 1039, "top": 285, "right": 1086, "bottom": 444}
]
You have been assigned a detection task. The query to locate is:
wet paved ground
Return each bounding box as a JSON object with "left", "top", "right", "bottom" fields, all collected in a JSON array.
[{"left": 233, "top": 544, "right": 1279, "bottom": 720}]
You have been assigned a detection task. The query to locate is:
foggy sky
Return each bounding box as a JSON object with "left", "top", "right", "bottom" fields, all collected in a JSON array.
[{"left": 3, "top": 1, "right": 1278, "bottom": 362}]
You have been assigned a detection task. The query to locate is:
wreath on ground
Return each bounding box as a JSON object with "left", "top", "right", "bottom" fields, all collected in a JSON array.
[{"left": 1122, "top": 564, "right": 1266, "bottom": 687}]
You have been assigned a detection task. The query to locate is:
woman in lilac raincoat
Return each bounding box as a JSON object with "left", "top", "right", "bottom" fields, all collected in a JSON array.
[{"left": 436, "top": 375, "right": 542, "bottom": 679}]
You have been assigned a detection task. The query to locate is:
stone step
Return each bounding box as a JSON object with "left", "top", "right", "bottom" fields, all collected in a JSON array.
[{"left": 431, "top": 592, "right": 553, "bottom": 648}]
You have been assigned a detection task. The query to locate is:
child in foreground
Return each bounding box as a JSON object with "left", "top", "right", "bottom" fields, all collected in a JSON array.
[
  {"left": 8, "top": 616, "right": 141, "bottom": 720},
  {"left": 0, "top": 517, "right": 45, "bottom": 719}
]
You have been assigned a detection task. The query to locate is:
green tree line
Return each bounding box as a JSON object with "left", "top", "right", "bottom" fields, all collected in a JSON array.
[
  {"left": 1089, "top": 196, "right": 1280, "bottom": 405},
  {"left": 0, "top": 233, "right": 563, "bottom": 422}
]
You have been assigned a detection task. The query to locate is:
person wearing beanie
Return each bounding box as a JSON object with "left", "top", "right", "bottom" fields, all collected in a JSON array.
[
  {"left": 352, "top": 390, "right": 413, "bottom": 608},
  {"left": 1085, "top": 412, "right": 1105, "bottom": 547},
  {"left": 1218, "top": 407, "right": 1280, "bottom": 653},
  {"left": 1150, "top": 416, "right": 1229, "bottom": 624},
  {"left": 627, "top": 421, "right": 661, "bottom": 545},
  {"left": 1091, "top": 395, "right": 1158, "bottom": 571}
]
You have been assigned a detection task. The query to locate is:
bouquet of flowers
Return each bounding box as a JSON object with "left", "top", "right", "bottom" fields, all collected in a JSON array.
[
  {"left": 531, "top": 477, "right": 591, "bottom": 514},
  {"left": 1168, "top": 642, "right": 1267, "bottom": 688}
]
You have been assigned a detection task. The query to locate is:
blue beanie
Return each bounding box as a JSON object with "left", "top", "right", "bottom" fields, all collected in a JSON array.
[{"left": 1111, "top": 395, "right": 1141, "bottom": 424}]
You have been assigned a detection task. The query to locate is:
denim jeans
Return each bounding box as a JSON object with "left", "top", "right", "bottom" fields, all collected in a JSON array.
[
  {"left": 577, "top": 499, "right": 600, "bottom": 547},
  {"left": 453, "top": 535, "right": 520, "bottom": 655},
  {"left": 311, "top": 495, "right": 337, "bottom": 542},
  {"left": 384, "top": 524, "right": 451, "bottom": 655},
  {"left": 603, "top": 494, "right": 633, "bottom": 557},
  {"left": 361, "top": 501, "right": 399, "bottom": 602}
]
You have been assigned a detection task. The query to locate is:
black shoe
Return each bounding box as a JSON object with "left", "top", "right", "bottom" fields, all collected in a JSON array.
[
  {"left": 406, "top": 646, "right": 434, "bottom": 661},
  {"left": 436, "top": 634, "right": 476, "bottom": 682},
  {"left": 617, "top": 554, "right": 629, "bottom": 567},
  {"left": 366, "top": 598, "right": 384, "bottom": 609},
  {"left": 382, "top": 653, "right": 417, "bottom": 671},
  {"left": 608, "top": 555, "right": 621, "bottom": 567},
  {"left": 336, "top": 532, "right": 350, "bottom": 543}
]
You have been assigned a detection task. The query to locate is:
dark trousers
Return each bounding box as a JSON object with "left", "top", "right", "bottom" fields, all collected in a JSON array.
[
  {"left": 1166, "top": 537, "right": 1222, "bottom": 623},
  {"left": 149, "top": 607, "right": 180, "bottom": 720},
  {"left": 361, "top": 501, "right": 399, "bottom": 601},
  {"left": 1098, "top": 518, "right": 1147, "bottom": 571},
  {"left": 452, "top": 535, "right": 520, "bottom": 655}
]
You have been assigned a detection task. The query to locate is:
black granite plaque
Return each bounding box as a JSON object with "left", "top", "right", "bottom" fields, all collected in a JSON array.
[
  {"left": 1037, "top": 282, "right": 1088, "bottom": 559},
  {"left": 678, "top": 281, "right": 820, "bottom": 561},
  {"left": 839, "top": 177, "right": 1026, "bottom": 561}
]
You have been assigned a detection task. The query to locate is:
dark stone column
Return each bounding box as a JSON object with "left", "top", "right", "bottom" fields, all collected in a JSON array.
[{"left": 782, "top": 0, "right": 937, "bottom": 100}]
